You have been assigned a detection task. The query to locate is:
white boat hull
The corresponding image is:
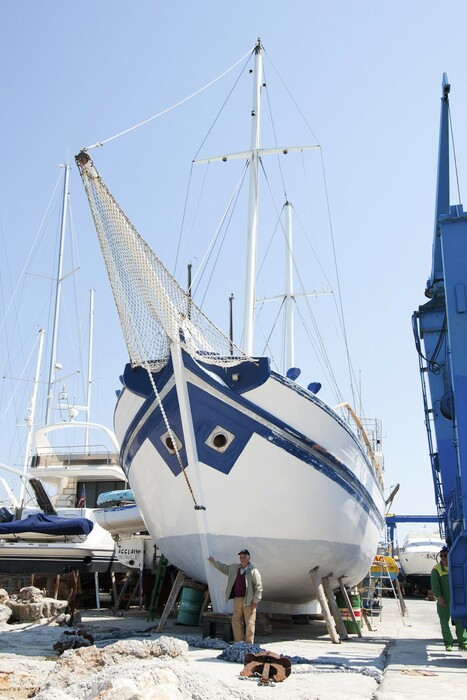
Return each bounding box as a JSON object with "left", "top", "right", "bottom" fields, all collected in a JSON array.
[
  {"left": 0, "top": 541, "right": 120, "bottom": 575},
  {"left": 0, "top": 507, "right": 126, "bottom": 575},
  {"left": 95, "top": 504, "right": 148, "bottom": 536},
  {"left": 399, "top": 533, "right": 444, "bottom": 588},
  {"left": 115, "top": 352, "right": 385, "bottom": 609}
]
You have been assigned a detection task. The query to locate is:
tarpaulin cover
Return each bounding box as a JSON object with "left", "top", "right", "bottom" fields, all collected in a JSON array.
[{"left": 0, "top": 512, "right": 94, "bottom": 536}]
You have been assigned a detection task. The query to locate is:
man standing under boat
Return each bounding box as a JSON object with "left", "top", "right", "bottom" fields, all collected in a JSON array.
[
  {"left": 207, "top": 549, "right": 263, "bottom": 643},
  {"left": 431, "top": 547, "right": 467, "bottom": 651}
]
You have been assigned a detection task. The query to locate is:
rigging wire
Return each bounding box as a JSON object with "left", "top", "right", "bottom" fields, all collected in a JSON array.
[
  {"left": 0, "top": 217, "right": 14, "bottom": 420},
  {"left": 191, "top": 57, "right": 252, "bottom": 162},
  {"left": 262, "top": 47, "right": 320, "bottom": 144},
  {"left": 318, "top": 148, "right": 358, "bottom": 409},
  {"left": 262, "top": 66, "right": 287, "bottom": 200},
  {"left": 295, "top": 302, "right": 344, "bottom": 403},
  {"left": 174, "top": 164, "right": 195, "bottom": 278},
  {"left": 67, "top": 196, "right": 87, "bottom": 409},
  {"left": 84, "top": 47, "right": 255, "bottom": 151},
  {"left": 256, "top": 205, "right": 282, "bottom": 280},
  {"left": 448, "top": 104, "right": 462, "bottom": 205},
  {"left": 197, "top": 173, "right": 246, "bottom": 309},
  {"left": 0, "top": 171, "right": 63, "bottom": 338},
  {"left": 1, "top": 174, "right": 65, "bottom": 467},
  {"left": 189, "top": 162, "right": 249, "bottom": 299},
  {"left": 255, "top": 161, "right": 343, "bottom": 402},
  {"left": 175, "top": 52, "right": 252, "bottom": 278},
  {"left": 164, "top": 44, "right": 360, "bottom": 414},
  {"left": 264, "top": 44, "right": 360, "bottom": 411},
  {"left": 257, "top": 297, "right": 286, "bottom": 371}
]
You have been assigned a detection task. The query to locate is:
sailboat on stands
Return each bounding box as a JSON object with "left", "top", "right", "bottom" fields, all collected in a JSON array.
[
  {"left": 0, "top": 166, "right": 130, "bottom": 592},
  {"left": 76, "top": 39, "right": 385, "bottom": 612}
]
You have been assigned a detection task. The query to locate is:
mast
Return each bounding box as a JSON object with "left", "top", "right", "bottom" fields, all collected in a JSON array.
[
  {"left": 243, "top": 38, "right": 263, "bottom": 355},
  {"left": 20, "top": 328, "right": 46, "bottom": 504},
  {"left": 284, "top": 202, "right": 294, "bottom": 371},
  {"left": 229, "top": 293, "right": 234, "bottom": 355},
  {"left": 45, "top": 164, "right": 70, "bottom": 424},
  {"left": 427, "top": 73, "right": 450, "bottom": 295}
]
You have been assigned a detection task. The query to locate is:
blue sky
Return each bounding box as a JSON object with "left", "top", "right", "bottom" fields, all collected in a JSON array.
[{"left": 1, "top": 1, "right": 467, "bottom": 544}]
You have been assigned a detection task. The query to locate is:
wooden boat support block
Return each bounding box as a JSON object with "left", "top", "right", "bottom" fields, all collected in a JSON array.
[
  {"left": 202, "top": 612, "right": 233, "bottom": 642},
  {"left": 270, "top": 613, "right": 294, "bottom": 629},
  {"left": 255, "top": 612, "right": 272, "bottom": 635}
]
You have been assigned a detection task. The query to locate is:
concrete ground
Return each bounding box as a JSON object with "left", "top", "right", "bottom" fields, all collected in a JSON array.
[
  {"left": 373, "top": 597, "right": 467, "bottom": 699},
  {"left": 0, "top": 596, "right": 466, "bottom": 698},
  {"left": 88, "top": 596, "right": 467, "bottom": 699}
]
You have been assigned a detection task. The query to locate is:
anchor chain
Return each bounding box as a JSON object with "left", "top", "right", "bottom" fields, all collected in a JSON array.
[{"left": 143, "top": 360, "right": 203, "bottom": 510}]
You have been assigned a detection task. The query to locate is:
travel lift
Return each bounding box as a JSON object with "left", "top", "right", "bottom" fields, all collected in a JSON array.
[{"left": 413, "top": 74, "right": 467, "bottom": 628}]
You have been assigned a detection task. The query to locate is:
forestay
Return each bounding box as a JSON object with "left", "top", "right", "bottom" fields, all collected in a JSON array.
[{"left": 75, "top": 151, "right": 249, "bottom": 371}]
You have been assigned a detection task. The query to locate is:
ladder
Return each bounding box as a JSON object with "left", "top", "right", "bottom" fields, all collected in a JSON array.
[{"left": 363, "top": 555, "right": 407, "bottom": 623}]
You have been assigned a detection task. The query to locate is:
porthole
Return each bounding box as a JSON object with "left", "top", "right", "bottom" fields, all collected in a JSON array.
[
  {"left": 160, "top": 430, "right": 183, "bottom": 454},
  {"left": 205, "top": 426, "right": 235, "bottom": 453},
  {"left": 165, "top": 436, "right": 175, "bottom": 451},
  {"left": 213, "top": 433, "right": 228, "bottom": 449}
]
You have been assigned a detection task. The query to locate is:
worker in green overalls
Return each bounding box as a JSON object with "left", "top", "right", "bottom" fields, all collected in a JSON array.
[{"left": 431, "top": 547, "right": 467, "bottom": 651}]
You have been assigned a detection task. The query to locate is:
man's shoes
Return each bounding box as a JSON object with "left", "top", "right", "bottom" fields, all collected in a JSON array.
[
  {"left": 459, "top": 644, "right": 467, "bottom": 651},
  {"left": 445, "top": 645, "right": 453, "bottom": 651}
]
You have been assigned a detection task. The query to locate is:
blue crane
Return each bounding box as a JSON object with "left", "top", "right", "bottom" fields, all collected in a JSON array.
[{"left": 413, "top": 74, "right": 467, "bottom": 626}]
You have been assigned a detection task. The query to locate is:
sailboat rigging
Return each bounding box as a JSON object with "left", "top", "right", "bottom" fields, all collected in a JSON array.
[{"left": 76, "top": 39, "right": 385, "bottom": 612}]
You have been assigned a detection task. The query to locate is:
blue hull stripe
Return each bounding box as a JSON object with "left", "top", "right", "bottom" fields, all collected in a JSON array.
[{"left": 120, "top": 355, "right": 384, "bottom": 529}]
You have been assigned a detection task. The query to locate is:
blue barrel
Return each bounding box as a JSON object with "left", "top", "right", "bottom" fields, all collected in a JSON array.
[{"left": 177, "top": 587, "right": 204, "bottom": 625}]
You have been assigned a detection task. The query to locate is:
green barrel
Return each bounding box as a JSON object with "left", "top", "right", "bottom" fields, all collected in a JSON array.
[
  {"left": 177, "top": 586, "right": 204, "bottom": 625},
  {"left": 335, "top": 592, "right": 362, "bottom": 633}
]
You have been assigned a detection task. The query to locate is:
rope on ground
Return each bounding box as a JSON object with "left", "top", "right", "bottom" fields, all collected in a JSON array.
[{"left": 173, "top": 637, "right": 383, "bottom": 683}]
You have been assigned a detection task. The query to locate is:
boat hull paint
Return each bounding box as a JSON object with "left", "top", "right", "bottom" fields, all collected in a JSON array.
[{"left": 116, "top": 353, "right": 385, "bottom": 607}]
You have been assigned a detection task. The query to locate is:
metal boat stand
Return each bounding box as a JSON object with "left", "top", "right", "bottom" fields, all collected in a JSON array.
[
  {"left": 337, "top": 576, "right": 363, "bottom": 637},
  {"left": 111, "top": 570, "right": 143, "bottom": 614}
]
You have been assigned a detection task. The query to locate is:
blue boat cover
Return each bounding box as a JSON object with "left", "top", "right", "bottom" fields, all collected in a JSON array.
[{"left": 0, "top": 512, "right": 94, "bottom": 536}]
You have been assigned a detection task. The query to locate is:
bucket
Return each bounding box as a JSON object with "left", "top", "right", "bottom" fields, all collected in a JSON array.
[
  {"left": 177, "top": 586, "right": 205, "bottom": 626},
  {"left": 335, "top": 592, "right": 362, "bottom": 633}
]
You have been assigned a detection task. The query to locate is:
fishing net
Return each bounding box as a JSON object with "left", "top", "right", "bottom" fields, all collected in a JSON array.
[{"left": 75, "top": 151, "right": 249, "bottom": 371}]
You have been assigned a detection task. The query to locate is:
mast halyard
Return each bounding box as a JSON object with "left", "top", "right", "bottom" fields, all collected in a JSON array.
[{"left": 243, "top": 38, "right": 263, "bottom": 356}]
